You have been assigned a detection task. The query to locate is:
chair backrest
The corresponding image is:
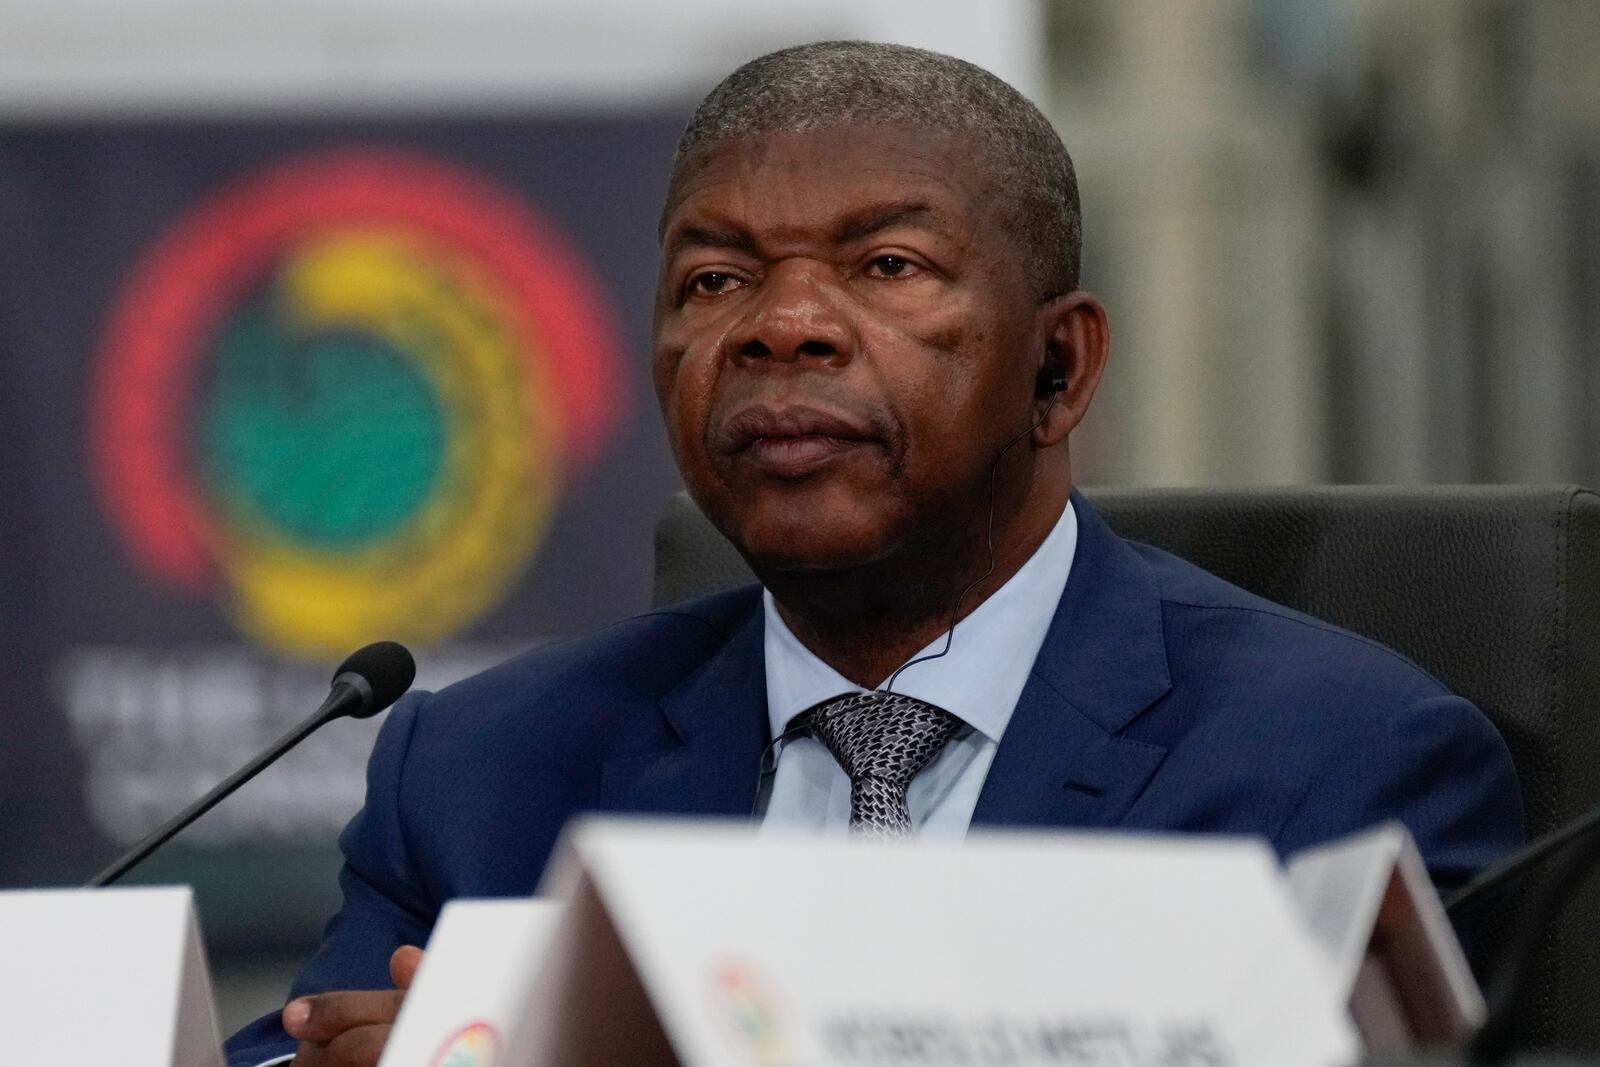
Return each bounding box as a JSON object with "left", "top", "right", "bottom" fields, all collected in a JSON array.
[{"left": 653, "top": 485, "right": 1600, "bottom": 1053}]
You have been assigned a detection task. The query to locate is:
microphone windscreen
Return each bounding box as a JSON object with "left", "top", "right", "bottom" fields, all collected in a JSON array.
[{"left": 334, "top": 641, "right": 417, "bottom": 717}]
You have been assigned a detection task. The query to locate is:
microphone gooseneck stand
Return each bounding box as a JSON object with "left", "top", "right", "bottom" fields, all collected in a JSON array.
[
  {"left": 85, "top": 641, "right": 415, "bottom": 888},
  {"left": 87, "top": 686, "right": 357, "bottom": 888}
]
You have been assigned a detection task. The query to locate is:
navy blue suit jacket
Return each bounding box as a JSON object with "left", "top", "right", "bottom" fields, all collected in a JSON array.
[{"left": 226, "top": 495, "right": 1523, "bottom": 1065}]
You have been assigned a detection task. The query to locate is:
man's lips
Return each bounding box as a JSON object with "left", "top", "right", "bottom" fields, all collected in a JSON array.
[{"left": 714, "top": 406, "right": 881, "bottom": 477}]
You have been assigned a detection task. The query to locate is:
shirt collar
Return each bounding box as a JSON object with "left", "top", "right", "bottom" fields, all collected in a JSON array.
[{"left": 762, "top": 496, "right": 1079, "bottom": 745}]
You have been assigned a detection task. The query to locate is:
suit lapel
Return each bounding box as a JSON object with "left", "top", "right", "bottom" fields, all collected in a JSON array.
[
  {"left": 599, "top": 598, "right": 769, "bottom": 818},
  {"left": 972, "top": 493, "right": 1172, "bottom": 829},
  {"left": 601, "top": 493, "right": 1173, "bottom": 829}
]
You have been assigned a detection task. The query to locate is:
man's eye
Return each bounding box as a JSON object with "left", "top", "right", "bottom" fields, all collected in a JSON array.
[
  {"left": 688, "top": 271, "right": 743, "bottom": 297},
  {"left": 865, "top": 255, "right": 918, "bottom": 279}
]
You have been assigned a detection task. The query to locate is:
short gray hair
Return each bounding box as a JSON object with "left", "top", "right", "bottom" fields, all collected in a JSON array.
[{"left": 664, "top": 40, "right": 1082, "bottom": 294}]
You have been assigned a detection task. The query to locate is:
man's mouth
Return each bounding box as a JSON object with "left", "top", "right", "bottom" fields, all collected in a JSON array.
[{"left": 716, "top": 405, "right": 880, "bottom": 477}]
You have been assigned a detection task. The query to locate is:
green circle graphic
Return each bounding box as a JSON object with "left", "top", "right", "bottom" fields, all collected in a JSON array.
[{"left": 198, "top": 305, "right": 447, "bottom": 549}]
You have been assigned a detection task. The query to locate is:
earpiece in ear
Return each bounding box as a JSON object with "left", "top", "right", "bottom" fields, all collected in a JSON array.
[{"left": 1035, "top": 359, "right": 1067, "bottom": 397}]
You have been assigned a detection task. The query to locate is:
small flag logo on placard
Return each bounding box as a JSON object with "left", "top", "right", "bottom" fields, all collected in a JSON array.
[
  {"left": 430, "top": 1020, "right": 500, "bottom": 1067},
  {"left": 713, "top": 961, "right": 787, "bottom": 1065}
]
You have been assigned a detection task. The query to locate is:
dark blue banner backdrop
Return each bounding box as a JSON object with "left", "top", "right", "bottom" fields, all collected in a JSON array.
[{"left": 0, "top": 116, "right": 688, "bottom": 950}]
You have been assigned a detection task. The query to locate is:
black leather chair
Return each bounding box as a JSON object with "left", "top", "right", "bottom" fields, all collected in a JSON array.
[{"left": 653, "top": 485, "right": 1600, "bottom": 1054}]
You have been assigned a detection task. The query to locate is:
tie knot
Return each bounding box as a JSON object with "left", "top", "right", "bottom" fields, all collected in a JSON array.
[{"left": 805, "top": 691, "right": 964, "bottom": 791}]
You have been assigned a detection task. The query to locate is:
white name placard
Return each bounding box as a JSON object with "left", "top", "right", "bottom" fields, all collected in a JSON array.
[
  {"left": 0, "top": 885, "right": 222, "bottom": 1067},
  {"left": 1287, "top": 822, "right": 1483, "bottom": 1051},
  {"left": 379, "top": 898, "right": 560, "bottom": 1067},
  {"left": 508, "top": 819, "right": 1359, "bottom": 1067}
]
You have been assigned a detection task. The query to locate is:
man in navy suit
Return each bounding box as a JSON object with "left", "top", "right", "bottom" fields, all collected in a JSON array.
[{"left": 229, "top": 41, "right": 1523, "bottom": 1067}]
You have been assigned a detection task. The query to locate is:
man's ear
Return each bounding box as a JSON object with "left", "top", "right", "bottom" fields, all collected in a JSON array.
[{"left": 1033, "top": 291, "right": 1110, "bottom": 448}]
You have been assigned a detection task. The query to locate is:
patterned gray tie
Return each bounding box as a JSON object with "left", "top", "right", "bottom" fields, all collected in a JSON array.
[{"left": 803, "top": 691, "right": 964, "bottom": 838}]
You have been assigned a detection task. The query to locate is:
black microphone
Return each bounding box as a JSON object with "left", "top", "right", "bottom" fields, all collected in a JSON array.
[
  {"left": 1446, "top": 803, "right": 1600, "bottom": 917},
  {"left": 1446, "top": 800, "right": 1600, "bottom": 1063},
  {"left": 86, "top": 641, "right": 416, "bottom": 888}
]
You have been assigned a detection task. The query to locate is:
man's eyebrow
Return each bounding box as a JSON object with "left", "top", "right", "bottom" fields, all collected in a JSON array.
[
  {"left": 834, "top": 202, "right": 950, "bottom": 244},
  {"left": 665, "top": 225, "right": 760, "bottom": 259}
]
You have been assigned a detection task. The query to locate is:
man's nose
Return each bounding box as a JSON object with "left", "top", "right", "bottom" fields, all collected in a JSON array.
[{"left": 729, "top": 262, "right": 853, "bottom": 366}]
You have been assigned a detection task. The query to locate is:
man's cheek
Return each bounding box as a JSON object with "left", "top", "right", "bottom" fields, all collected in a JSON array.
[
  {"left": 866, "top": 292, "right": 972, "bottom": 352},
  {"left": 653, "top": 336, "right": 709, "bottom": 420}
]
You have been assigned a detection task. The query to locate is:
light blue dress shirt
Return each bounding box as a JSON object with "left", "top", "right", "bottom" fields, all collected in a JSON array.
[{"left": 758, "top": 497, "right": 1078, "bottom": 838}]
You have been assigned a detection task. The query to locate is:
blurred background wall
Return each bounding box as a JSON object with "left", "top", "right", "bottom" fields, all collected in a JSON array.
[
  {"left": 1058, "top": 0, "right": 1600, "bottom": 487},
  {"left": 2, "top": 0, "right": 1597, "bottom": 1037}
]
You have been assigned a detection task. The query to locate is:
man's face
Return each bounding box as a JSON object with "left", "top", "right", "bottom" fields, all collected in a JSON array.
[{"left": 653, "top": 125, "right": 1044, "bottom": 573}]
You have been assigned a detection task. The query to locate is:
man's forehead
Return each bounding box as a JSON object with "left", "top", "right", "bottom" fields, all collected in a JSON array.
[
  {"left": 662, "top": 198, "right": 965, "bottom": 259},
  {"left": 660, "top": 126, "right": 993, "bottom": 250}
]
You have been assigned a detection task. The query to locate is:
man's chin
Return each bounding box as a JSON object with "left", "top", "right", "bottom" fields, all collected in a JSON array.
[
  {"left": 709, "top": 493, "right": 903, "bottom": 575},
  {"left": 740, "top": 534, "right": 891, "bottom": 575}
]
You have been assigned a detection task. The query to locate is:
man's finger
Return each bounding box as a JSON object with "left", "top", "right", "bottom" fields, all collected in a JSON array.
[
  {"left": 326, "top": 1024, "right": 393, "bottom": 1067},
  {"left": 282, "top": 989, "right": 404, "bottom": 1044},
  {"left": 291, "top": 1025, "right": 391, "bottom": 1067},
  {"left": 390, "top": 945, "right": 424, "bottom": 990}
]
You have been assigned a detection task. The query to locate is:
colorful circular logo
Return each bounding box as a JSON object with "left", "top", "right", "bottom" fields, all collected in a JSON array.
[
  {"left": 713, "top": 961, "right": 786, "bottom": 1064},
  {"left": 90, "top": 149, "right": 624, "bottom": 659},
  {"left": 430, "top": 1020, "right": 500, "bottom": 1067}
]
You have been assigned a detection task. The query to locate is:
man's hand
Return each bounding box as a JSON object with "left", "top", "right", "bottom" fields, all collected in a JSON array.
[{"left": 282, "top": 946, "right": 423, "bottom": 1066}]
